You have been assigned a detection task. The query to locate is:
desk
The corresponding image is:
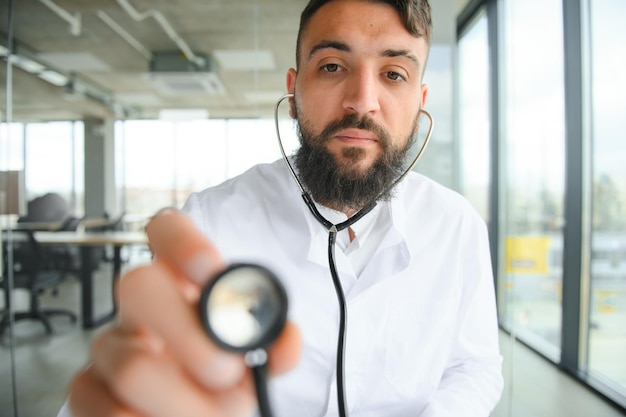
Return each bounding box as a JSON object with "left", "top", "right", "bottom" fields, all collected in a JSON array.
[
  {"left": 11, "top": 221, "right": 63, "bottom": 231},
  {"left": 34, "top": 231, "right": 148, "bottom": 329}
]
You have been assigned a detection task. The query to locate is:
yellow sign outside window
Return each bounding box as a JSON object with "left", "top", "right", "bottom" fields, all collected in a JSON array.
[{"left": 505, "top": 236, "right": 551, "bottom": 275}]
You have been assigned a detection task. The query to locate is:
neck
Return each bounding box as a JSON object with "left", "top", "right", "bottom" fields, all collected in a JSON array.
[
  {"left": 317, "top": 202, "right": 357, "bottom": 242},
  {"left": 319, "top": 201, "right": 358, "bottom": 219}
]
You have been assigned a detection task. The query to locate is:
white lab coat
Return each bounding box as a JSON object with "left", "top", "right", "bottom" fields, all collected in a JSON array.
[
  {"left": 57, "top": 158, "right": 503, "bottom": 417},
  {"left": 183, "top": 159, "right": 503, "bottom": 417}
]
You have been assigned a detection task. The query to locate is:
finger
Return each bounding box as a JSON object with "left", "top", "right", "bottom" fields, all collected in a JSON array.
[
  {"left": 195, "top": 321, "right": 303, "bottom": 415},
  {"left": 267, "top": 321, "right": 302, "bottom": 376},
  {"left": 145, "top": 210, "right": 225, "bottom": 287},
  {"left": 91, "top": 328, "right": 257, "bottom": 417},
  {"left": 69, "top": 366, "right": 138, "bottom": 417},
  {"left": 117, "top": 264, "right": 247, "bottom": 390}
]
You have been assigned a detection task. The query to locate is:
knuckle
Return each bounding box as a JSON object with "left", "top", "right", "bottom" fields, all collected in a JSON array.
[
  {"left": 91, "top": 328, "right": 160, "bottom": 397},
  {"left": 118, "top": 264, "right": 156, "bottom": 299},
  {"left": 110, "top": 352, "right": 155, "bottom": 396}
]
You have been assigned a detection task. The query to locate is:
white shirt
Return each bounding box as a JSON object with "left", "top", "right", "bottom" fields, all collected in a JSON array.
[{"left": 58, "top": 159, "right": 503, "bottom": 417}]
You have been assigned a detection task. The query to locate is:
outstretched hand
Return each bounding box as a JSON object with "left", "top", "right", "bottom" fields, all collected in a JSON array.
[{"left": 68, "top": 210, "right": 301, "bottom": 417}]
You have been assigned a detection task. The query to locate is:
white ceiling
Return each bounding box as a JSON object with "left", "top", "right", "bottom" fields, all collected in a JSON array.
[{"left": 0, "top": 0, "right": 471, "bottom": 122}]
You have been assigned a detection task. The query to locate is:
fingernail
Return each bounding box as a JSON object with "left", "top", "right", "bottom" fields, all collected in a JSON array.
[
  {"left": 183, "top": 252, "right": 215, "bottom": 285},
  {"left": 150, "top": 207, "right": 179, "bottom": 220},
  {"left": 145, "top": 207, "right": 179, "bottom": 233}
]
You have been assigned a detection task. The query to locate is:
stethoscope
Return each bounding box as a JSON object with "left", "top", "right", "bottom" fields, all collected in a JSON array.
[{"left": 198, "top": 93, "right": 434, "bottom": 417}]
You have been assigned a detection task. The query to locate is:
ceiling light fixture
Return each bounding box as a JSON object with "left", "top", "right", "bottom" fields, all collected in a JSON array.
[
  {"left": 0, "top": 35, "right": 138, "bottom": 118},
  {"left": 38, "top": 0, "right": 81, "bottom": 36},
  {"left": 96, "top": 10, "right": 153, "bottom": 61},
  {"left": 116, "top": 0, "right": 205, "bottom": 67}
]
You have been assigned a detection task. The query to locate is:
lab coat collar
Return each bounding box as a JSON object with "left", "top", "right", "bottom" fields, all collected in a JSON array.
[{"left": 302, "top": 180, "right": 413, "bottom": 284}]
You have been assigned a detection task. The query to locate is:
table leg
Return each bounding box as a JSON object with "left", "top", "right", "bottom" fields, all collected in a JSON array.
[
  {"left": 80, "top": 245, "right": 116, "bottom": 329},
  {"left": 111, "top": 245, "right": 122, "bottom": 316},
  {"left": 80, "top": 246, "right": 93, "bottom": 329}
]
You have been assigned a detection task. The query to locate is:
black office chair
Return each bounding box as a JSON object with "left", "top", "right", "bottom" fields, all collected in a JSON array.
[
  {"left": 55, "top": 215, "right": 85, "bottom": 272},
  {"left": 0, "top": 229, "right": 77, "bottom": 335},
  {"left": 87, "top": 212, "right": 127, "bottom": 265}
]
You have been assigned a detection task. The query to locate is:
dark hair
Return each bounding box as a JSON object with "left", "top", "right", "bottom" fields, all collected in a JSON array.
[{"left": 295, "top": 0, "right": 432, "bottom": 66}]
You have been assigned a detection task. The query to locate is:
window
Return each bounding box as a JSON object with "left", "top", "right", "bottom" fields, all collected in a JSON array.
[
  {"left": 0, "top": 122, "right": 84, "bottom": 216},
  {"left": 499, "top": 0, "right": 566, "bottom": 359},
  {"left": 117, "top": 118, "right": 299, "bottom": 217},
  {"left": 587, "top": 0, "right": 626, "bottom": 398},
  {"left": 457, "top": 10, "right": 491, "bottom": 220}
]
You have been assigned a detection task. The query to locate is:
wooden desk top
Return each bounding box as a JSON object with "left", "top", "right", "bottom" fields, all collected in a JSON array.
[
  {"left": 33, "top": 231, "right": 147, "bottom": 246},
  {"left": 9, "top": 221, "right": 63, "bottom": 231}
]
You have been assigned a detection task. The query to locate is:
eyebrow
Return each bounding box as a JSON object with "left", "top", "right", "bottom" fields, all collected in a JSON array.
[
  {"left": 382, "top": 49, "right": 421, "bottom": 69},
  {"left": 307, "top": 40, "right": 351, "bottom": 61},
  {"left": 307, "top": 40, "right": 421, "bottom": 70}
]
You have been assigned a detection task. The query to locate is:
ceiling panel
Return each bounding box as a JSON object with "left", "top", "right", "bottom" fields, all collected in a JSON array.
[{"left": 1, "top": 0, "right": 462, "bottom": 122}]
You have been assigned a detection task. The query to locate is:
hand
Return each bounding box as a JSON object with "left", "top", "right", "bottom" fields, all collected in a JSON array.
[{"left": 68, "top": 210, "right": 301, "bottom": 417}]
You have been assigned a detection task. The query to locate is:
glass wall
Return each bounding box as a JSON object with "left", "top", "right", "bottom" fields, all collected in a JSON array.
[
  {"left": 587, "top": 0, "right": 626, "bottom": 398},
  {"left": 458, "top": 0, "right": 626, "bottom": 411},
  {"left": 116, "top": 118, "right": 298, "bottom": 219},
  {"left": 499, "top": 0, "right": 566, "bottom": 359},
  {"left": 24, "top": 122, "right": 84, "bottom": 216},
  {"left": 1, "top": 121, "right": 84, "bottom": 216},
  {"left": 0, "top": 123, "right": 24, "bottom": 172},
  {"left": 457, "top": 10, "right": 490, "bottom": 220}
]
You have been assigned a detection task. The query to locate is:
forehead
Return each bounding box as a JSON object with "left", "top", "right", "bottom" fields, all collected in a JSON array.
[{"left": 300, "top": 0, "right": 428, "bottom": 62}]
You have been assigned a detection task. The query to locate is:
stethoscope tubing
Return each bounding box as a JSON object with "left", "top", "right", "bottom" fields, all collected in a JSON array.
[{"left": 274, "top": 93, "right": 434, "bottom": 417}]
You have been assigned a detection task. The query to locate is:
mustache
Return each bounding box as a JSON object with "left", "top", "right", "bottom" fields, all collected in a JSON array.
[{"left": 317, "top": 114, "right": 391, "bottom": 148}]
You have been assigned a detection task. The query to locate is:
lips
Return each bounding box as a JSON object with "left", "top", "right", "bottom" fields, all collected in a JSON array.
[{"left": 334, "top": 128, "right": 378, "bottom": 143}]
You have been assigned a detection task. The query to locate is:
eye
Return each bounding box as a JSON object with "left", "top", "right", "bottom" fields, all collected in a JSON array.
[
  {"left": 321, "top": 63, "right": 343, "bottom": 73},
  {"left": 384, "top": 71, "right": 406, "bottom": 82}
]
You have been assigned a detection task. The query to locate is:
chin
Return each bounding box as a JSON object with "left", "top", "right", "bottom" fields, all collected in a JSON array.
[
  {"left": 338, "top": 146, "right": 377, "bottom": 164},
  {"left": 337, "top": 159, "right": 376, "bottom": 178}
]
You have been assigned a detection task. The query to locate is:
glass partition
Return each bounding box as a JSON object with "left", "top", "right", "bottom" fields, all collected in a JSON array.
[
  {"left": 586, "top": 0, "right": 626, "bottom": 400},
  {"left": 457, "top": 0, "right": 626, "bottom": 413},
  {"left": 24, "top": 122, "right": 84, "bottom": 216},
  {"left": 498, "top": 0, "right": 566, "bottom": 360},
  {"left": 116, "top": 118, "right": 299, "bottom": 219},
  {"left": 1, "top": 5, "right": 21, "bottom": 414},
  {"left": 457, "top": 11, "right": 490, "bottom": 221},
  {"left": 0, "top": 1, "right": 286, "bottom": 416}
]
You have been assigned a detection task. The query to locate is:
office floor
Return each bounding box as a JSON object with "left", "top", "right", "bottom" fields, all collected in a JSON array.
[{"left": 1, "top": 260, "right": 625, "bottom": 417}]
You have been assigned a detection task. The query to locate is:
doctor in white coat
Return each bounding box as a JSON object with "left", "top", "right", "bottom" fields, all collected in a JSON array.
[{"left": 61, "top": 1, "right": 503, "bottom": 416}]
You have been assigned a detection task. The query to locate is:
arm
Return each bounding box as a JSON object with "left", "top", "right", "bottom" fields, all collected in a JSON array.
[{"left": 420, "top": 218, "right": 504, "bottom": 417}]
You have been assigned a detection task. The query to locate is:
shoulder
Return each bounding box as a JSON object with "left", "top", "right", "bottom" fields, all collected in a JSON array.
[
  {"left": 396, "top": 171, "right": 486, "bottom": 233},
  {"left": 187, "top": 160, "right": 286, "bottom": 202},
  {"left": 181, "top": 159, "right": 296, "bottom": 230},
  {"left": 403, "top": 172, "right": 477, "bottom": 213}
]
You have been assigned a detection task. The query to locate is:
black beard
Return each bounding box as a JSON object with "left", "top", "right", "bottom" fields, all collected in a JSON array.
[{"left": 293, "top": 113, "right": 414, "bottom": 213}]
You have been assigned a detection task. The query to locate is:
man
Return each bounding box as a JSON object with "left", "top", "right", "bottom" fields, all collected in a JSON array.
[{"left": 62, "top": 0, "right": 503, "bottom": 416}]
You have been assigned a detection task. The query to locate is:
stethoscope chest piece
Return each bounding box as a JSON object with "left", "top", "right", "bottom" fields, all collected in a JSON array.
[{"left": 199, "top": 263, "right": 288, "bottom": 353}]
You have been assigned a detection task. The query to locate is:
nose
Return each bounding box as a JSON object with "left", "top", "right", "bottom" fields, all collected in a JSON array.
[{"left": 342, "top": 67, "right": 381, "bottom": 116}]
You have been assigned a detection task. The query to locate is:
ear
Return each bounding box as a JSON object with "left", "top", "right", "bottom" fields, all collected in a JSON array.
[
  {"left": 419, "top": 83, "right": 428, "bottom": 109},
  {"left": 414, "top": 83, "right": 429, "bottom": 134},
  {"left": 413, "top": 84, "right": 428, "bottom": 134},
  {"left": 286, "top": 68, "right": 298, "bottom": 118}
]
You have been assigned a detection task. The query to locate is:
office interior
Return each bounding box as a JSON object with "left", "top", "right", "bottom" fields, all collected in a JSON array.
[{"left": 1, "top": 0, "right": 624, "bottom": 416}]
